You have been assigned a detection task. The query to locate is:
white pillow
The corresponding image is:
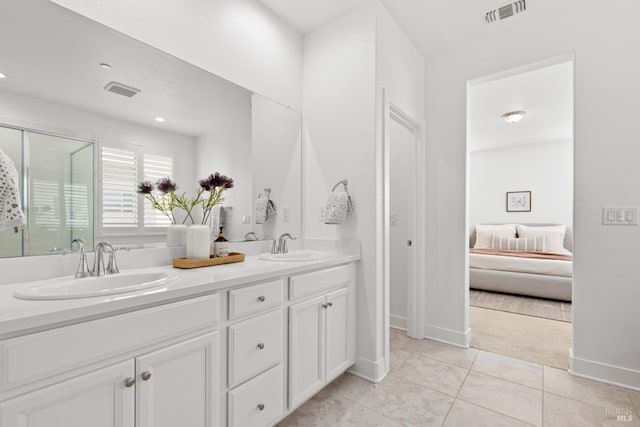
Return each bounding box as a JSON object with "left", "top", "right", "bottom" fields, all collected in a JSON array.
[
  {"left": 516, "top": 224, "right": 570, "bottom": 254},
  {"left": 490, "top": 235, "right": 546, "bottom": 252},
  {"left": 474, "top": 224, "right": 517, "bottom": 249}
]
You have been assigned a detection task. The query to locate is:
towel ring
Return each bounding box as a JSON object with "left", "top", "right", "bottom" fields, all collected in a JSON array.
[{"left": 330, "top": 179, "right": 354, "bottom": 212}]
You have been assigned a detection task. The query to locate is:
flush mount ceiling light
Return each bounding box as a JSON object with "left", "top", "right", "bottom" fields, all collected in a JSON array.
[
  {"left": 99, "top": 63, "right": 112, "bottom": 70},
  {"left": 501, "top": 110, "right": 526, "bottom": 123},
  {"left": 0, "top": 72, "right": 7, "bottom": 79},
  {"left": 154, "top": 117, "right": 166, "bottom": 123}
]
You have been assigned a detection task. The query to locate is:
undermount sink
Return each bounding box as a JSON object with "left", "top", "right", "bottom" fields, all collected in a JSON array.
[
  {"left": 259, "top": 250, "right": 330, "bottom": 262},
  {"left": 14, "top": 270, "right": 177, "bottom": 300}
]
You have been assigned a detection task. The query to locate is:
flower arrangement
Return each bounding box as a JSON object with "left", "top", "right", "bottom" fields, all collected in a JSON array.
[{"left": 137, "top": 172, "right": 234, "bottom": 225}]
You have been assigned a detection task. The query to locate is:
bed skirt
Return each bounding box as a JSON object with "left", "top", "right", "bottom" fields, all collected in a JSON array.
[{"left": 469, "top": 268, "right": 572, "bottom": 302}]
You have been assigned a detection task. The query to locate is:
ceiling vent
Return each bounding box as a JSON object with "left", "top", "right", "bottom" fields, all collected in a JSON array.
[
  {"left": 485, "top": 0, "right": 526, "bottom": 23},
  {"left": 104, "top": 81, "right": 141, "bottom": 98}
]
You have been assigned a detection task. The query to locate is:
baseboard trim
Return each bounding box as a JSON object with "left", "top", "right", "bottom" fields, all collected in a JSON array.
[
  {"left": 349, "top": 356, "right": 386, "bottom": 383},
  {"left": 424, "top": 324, "right": 471, "bottom": 348},
  {"left": 390, "top": 315, "right": 408, "bottom": 330},
  {"left": 569, "top": 348, "right": 640, "bottom": 391}
]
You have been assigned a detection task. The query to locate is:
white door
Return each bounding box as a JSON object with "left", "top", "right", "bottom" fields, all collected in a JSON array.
[
  {"left": 136, "top": 332, "right": 219, "bottom": 427},
  {"left": 389, "top": 117, "right": 416, "bottom": 332},
  {"left": 325, "top": 287, "right": 354, "bottom": 382},
  {"left": 288, "top": 295, "right": 324, "bottom": 408},
  {"left": 0, "top": 361, "right": 135, "bottom": 427}
]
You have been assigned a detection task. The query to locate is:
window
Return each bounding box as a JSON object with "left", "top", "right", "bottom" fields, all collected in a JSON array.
[{"left": 100, "top": 145, "right": 175, "bottom": 233}]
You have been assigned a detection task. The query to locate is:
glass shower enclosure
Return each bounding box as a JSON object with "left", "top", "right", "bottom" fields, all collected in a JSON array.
[{"left": 0, "top": 124, "right": 94, "bottom": 258}]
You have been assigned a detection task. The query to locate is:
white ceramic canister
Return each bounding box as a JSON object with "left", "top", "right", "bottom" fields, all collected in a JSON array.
[
  {"left": 187, "top": 225, "right": 210, "bottom": 259},
  {"left": 166, "top": 224, "right": 188, "bottom": 247}
]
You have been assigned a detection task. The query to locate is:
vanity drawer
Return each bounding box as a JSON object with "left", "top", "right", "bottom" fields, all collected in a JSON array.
[
  {"left": 289, "top": 264, "right": 354, "bottom": 301},
  {"left": 228, "top": 279, "right": 283, "bottom": 320},
  {"left": 0, "top": 294, "right": 220, "bottom": 391},
  {"left": 228, "top": 310, "right": 282, "bottom": 388},
  {"left": 228, "top": 364, "right": 283, "bottom": 427}
]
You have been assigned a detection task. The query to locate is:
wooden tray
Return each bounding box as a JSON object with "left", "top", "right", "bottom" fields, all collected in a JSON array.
[{"left": 172, "top": 252, "right": 245, "bottom": 269}]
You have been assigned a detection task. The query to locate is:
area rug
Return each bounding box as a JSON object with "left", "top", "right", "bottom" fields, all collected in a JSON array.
[
  {"left": 470, "top": 306, "right": 572, "bottom": 369},
  {"left": 469, "top": 289, "right": 572, "bottom": 322}
]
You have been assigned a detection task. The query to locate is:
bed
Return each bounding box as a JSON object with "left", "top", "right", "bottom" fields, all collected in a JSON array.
[{"left": 469, "top": 224, "right": 573, "bottom": 302}]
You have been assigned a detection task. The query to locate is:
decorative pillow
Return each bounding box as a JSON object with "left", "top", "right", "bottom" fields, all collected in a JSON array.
[
  {"left": 474, "top": 224, "right": 517, "bottom": 249},
  {"left": 516, "top": 224, "right": 570, "bottom": 254},
  {"left": 490, "top": 235, "right": 546, "bottom": 252}
]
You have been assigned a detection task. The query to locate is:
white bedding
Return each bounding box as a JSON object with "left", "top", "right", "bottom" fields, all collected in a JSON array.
[{"left": 469, "top": 253, "right": 572, "bottom": 277}]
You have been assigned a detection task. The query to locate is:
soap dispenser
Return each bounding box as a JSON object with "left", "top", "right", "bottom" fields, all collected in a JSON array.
[{"left": 213, "top": 227, "right": 229, "bottom": 257}]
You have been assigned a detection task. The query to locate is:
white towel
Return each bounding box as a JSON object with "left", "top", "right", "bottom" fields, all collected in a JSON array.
[
  {"left": 255, "top": 194, "right": 268, "bottom": 224},
  {"left": 323, "top": 191, "right": 350, "bottom": 224},
  {"left": 0, "top": 148, "right": 26, "bottom": 231}
]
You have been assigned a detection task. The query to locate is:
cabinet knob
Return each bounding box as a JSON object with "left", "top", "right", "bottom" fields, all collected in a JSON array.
[
  {"left": 257, "top": 403, "right": 265, "bottom": 411},
  {"left": 141, "top": 371, "right": 152, "bottom": 381},
  {"left": 327, "top": 302, "right": 333, "bottom": 307},
  {"left": 321, "top": 303, "right": 328, "bottom": 309},
  {"left": 257, "top": 295, "right": 266, "bottom": 302},
  {"left": 257, "top": 342, "right": 265, "bottom": 350},
  {"left": 124, "top": 377, "right": 136, "bottom": 388}
]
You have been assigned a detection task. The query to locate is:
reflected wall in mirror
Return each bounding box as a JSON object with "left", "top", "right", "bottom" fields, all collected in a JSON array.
[{"left": 0, "top": 0, "right": 301, "bottom": 257}]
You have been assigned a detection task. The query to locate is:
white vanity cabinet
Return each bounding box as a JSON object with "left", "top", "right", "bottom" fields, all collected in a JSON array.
[
  {"left": 288, "top": 264, "right": 356, "bottom": 408},
  {"left": 0, "top": 294, "right": 221, "bottom": 427}
]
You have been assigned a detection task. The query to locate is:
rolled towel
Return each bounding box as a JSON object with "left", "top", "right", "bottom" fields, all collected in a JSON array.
[
  {"left": 0, "top": 148, "right": 26, "bottom": 231},
  {"left": 255, "top": 194, "right": 268, "bottom": 224}
]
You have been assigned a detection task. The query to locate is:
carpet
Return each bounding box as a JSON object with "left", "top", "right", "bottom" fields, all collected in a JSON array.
[
  {"left": 469, "top": 289, "right": 572, "bottom": 322},
  {"left": 470, "top": 306, "right": 572, "bottom": 369}
]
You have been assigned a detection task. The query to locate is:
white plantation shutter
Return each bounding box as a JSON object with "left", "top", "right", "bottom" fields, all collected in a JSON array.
[
  {"left": 101, "top": 147, "right": 138, "bottom": 228},
  {"left": 99, "top": 145, "right": 176, "bottom": 233},
  {"left": 143, "top": 154, "right": 174, "bottom": 227}
]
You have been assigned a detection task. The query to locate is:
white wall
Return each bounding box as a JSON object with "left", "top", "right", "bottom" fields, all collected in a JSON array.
[
  {"left": 302, "top": 1, "right": 378, "bottom": 378},
  {"left": 302, "top": 0, "right": 424, "bottom": 381},
  {"left": 424, "top": 2, "right": 640, "bottom": 388},
  {"left": 0, "top": 89, "right": 197, "bottom": 245},
  {"left": 470, "top": 141, "right": 573, "bottom": 228},
  {"left": 49, "top": 0, "right": 303, "bottom": 111}
]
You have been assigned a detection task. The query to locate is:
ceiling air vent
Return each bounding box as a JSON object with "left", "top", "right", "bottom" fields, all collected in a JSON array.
[
  {"left": 104, "top": 81, "right": 141, "bottom": 98},
  {"left": 485, "top": 0, "right": 526, "bottom": 23}
]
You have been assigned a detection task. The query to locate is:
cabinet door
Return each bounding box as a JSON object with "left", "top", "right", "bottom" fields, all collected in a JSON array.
[
  {"left": 288, "top": 295, "right": 325, "bottom": 408},
  {"left": 325, "top": 287, "right": 355, "bottom": 382},
  {"left": 0, "top": 361, "right": 134, "bottom": 427},
  {"left": 136, "top": 331, "right": 219, "bottom": 427}
]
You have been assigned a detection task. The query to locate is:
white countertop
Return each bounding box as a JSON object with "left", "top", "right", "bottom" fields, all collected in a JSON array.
[{"left": 0, "top": 251, "right": 360, "bottom": 339}]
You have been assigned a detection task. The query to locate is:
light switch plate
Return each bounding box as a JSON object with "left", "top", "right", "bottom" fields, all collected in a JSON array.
[{"left": 603, "top": 207, "right": 639, "bottom": 225}]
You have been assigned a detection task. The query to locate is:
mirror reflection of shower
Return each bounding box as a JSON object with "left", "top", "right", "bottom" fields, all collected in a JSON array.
[{"left": 0, "top": 125, "right": 94, "bottom": 258}]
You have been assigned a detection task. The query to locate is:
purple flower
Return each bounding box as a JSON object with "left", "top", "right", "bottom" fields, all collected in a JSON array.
[
  {"left": 156, "top": 177, "right": 177, "bottom": 194},
  {"left": 137, "top": 180, "right": 154, "bottom": 195},
  {"left": 199, "top": 172, "right": 234, "bottom": 191}
]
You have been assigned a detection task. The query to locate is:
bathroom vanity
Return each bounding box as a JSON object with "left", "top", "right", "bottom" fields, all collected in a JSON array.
[{"left": 0, "top": 251, "right": 358, "bottom": 427}]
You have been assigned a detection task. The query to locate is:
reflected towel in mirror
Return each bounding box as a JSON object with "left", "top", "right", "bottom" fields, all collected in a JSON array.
[{"left": 0, "top": 148, "right": 26, "bottom": 231}]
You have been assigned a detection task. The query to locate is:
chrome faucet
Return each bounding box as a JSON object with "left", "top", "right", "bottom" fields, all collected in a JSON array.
[
  {"left": 71, "top": 238, "right": 91, "bottom": 278},
  {"left": 243, "top": 232, "right": 259, "bottom": 241},
  {"left": 276, "top": 233, "right": 296, "bottom": 254},
  {"left": 92, "top": 242, "right": 118, "bottom": 276}
]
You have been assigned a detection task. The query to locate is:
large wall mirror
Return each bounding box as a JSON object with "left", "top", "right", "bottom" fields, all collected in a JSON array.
[{"left": 0, "top": 0, "right": 301, "bottom": 258}]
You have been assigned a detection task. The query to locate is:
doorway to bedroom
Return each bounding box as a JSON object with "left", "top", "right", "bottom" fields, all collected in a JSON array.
[{"left": 466, "top": 55, "right": 574, "bottom": 369}]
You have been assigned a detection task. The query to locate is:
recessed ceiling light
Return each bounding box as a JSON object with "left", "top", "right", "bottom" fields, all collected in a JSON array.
[
  {"left": 501, "top": 110, "right": 526, "bottom": 123},
  {"left": 0, "top": 72, "right": 7, "bottom": 79},
  {"left": 154, "top": 117, "right": 166, "bottom": 123},
  {"left": 99, "top": 63, "right": 112, "bottom": 70}
]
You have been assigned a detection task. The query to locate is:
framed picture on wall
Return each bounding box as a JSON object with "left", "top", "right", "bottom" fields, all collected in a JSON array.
[{"left": 506, "top": 191, "right": 531, "bottom": 212}]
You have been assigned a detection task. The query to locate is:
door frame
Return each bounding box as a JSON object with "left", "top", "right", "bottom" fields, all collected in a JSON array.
[{"left": 381, "top": 89, "right": 426, "bottom": 374}]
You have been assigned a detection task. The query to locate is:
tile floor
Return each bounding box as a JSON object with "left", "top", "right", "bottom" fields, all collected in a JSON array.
[{"left": 278, "top": 328, "right": 640, "bottom": 427}]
